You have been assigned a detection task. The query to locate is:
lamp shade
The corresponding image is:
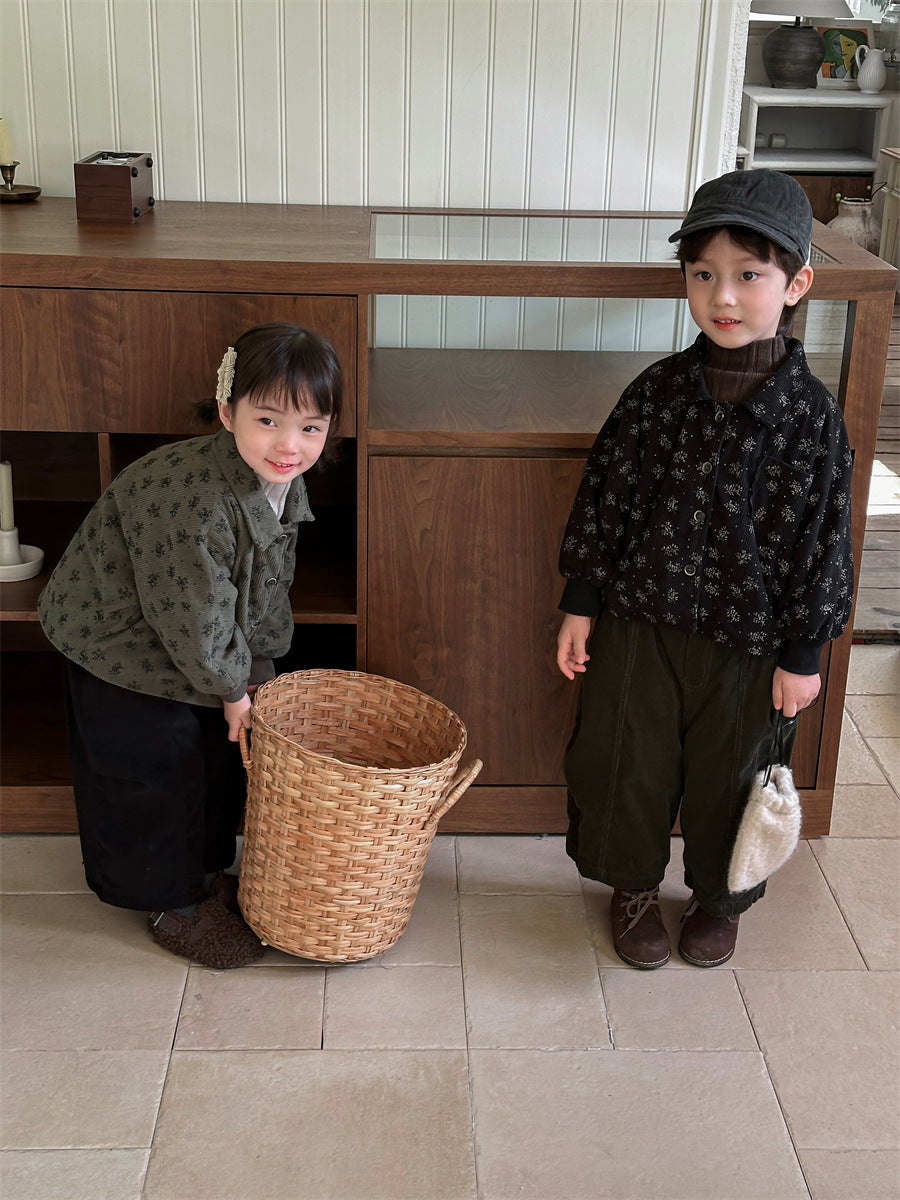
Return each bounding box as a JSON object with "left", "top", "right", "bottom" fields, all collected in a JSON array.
[{"left": 749, "top": 1, "right": 852, "bottom": 14}]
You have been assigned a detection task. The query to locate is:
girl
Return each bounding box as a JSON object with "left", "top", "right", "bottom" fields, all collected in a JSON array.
[{"left": 38, "top": 323, "right": 343, "bottom": 969}]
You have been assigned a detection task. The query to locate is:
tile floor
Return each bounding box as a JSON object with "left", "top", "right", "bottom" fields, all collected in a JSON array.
[{"left": 1, "top": 643, "right": 898, "bottom": 1200}]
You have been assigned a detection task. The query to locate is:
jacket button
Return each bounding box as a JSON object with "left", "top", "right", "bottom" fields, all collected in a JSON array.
[
  {"left": 265, "top": 578, "right": 278, "bottom": 587},
  {"left": 701, "top": 462, "right": 712, "bottom": 475},
  {"left": 714, "top": 409, "right": 725, "bottom": 422},
  {"left": 684, "top": 564, "right": 696, "bottom": 577},
  {"left": 693, "top": 510, "right": 705, "bottom": 525}
]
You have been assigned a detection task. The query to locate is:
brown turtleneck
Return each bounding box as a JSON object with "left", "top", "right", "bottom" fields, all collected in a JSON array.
[{"left": 702, "top": 335, "right": 788, "bottom": 405}]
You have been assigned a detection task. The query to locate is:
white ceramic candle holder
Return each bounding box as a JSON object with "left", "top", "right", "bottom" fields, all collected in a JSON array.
[{"left": 0, "top": 527, "right": 44, "bottom": 581}]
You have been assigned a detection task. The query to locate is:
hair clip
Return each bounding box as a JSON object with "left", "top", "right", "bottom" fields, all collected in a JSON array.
[{"left": 216, "top": 346, "right": 237, "bottom": 403}]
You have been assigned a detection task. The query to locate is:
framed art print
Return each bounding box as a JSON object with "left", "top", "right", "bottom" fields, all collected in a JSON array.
[{"left": 815, "top": 19, "right": 874, "bottom": 87}]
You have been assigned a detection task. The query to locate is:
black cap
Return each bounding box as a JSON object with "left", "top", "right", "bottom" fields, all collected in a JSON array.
[{"left": 668, "top": 169, "right": 812, "bottom": 260}]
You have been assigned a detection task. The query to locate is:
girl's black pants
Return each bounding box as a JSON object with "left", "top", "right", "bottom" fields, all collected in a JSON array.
[
  {"left": 64, "top": 661, "right": 246, "bottom": 911},
  {"left": 564, "top": 611, "right": 797, "bottom": 917}
]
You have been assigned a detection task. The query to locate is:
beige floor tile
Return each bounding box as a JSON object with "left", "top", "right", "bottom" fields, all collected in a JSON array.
[
  {"left": 0, "top": 836, "right": 89, "bottom": 893},
  {"left": 738, "top": 971, "right": 900, "bottom": 1150},
  {"left": 600, "top": 968, "right": 758, "bottom": 1050},
  {"left": 869, "top": 737, "right": 900, "bottom": 790},
  {"left": 174, "top": 964, "right": 325, "bottom": 1049},
  {"left": 0, "top": 1149, "right": 149, "bottom": 1200},
  {"left": 582, "top": 840, "right": 863, "bottom": 971},
  {"left": 844, "top": 695, "right": 900, "bottom": 740},
  {"left": 1, "top": 895, "right": 187, "bottom": 1050},
  {"left": 460, "top": 894, "right": 609, "bottom": 1048},
  {"left": 456, "top": 834, "right": 582, "bottom": 893},
  {"left": 324, "top": 964, "right": 466, "bottom": 1048},
  {"left": 1, "top": 1051, "right": 169, "bottom": 1150},
  {"left": 829, "top": 784, "right": 900, "bottom": 838},
  {"left": 469, "top": 1049, "right": 807, "bottom": 1199},
  {"left": 811, "top": 838, "right": 900, "bottom": 970},
  {"left": 836, "top": 713, "right": 890, "bottom": 785},
  {"left": 798, "top": 1149, "right": 900, "bottom": 1200},
  {"left": 846, "top": 645, "right": 900, "bottom": 695},
  {"left": 142, "top": 1050, "right": 476, "bottom": 1200}
]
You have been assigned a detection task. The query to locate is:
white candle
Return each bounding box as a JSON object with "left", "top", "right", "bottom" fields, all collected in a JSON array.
[
  {"left": 0, "top": 118, "right": 13, "bottom": 166},
  {"left": 0, "top": 461, "right": 15, "bottom": 531}
]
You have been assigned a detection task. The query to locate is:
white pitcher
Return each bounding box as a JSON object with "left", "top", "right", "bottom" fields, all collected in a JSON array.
[{"left": 854, "top": 44, "right": 886, "bottom": 94}]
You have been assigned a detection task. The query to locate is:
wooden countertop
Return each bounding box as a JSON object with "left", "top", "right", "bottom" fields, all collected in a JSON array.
[{"left": 1, "top": 197, "right": 895, "bottom": 299}]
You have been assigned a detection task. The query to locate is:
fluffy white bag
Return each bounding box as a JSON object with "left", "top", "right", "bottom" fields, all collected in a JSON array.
[{"left": 728, "top": 715, "right": 802, "bottom": 894}]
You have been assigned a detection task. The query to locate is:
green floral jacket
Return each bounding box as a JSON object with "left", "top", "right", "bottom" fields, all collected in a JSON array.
[{"left": 38, "top": 429, "right": 313, "bottom": 707}]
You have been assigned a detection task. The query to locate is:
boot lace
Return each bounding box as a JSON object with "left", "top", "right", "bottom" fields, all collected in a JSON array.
[{"left": 621, "top": 887, "right": 661, "bottom": 933}]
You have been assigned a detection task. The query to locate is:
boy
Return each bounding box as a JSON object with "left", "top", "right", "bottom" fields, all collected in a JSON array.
[{"left": 557, "top": 170, "right": 854, "bottom": 968}]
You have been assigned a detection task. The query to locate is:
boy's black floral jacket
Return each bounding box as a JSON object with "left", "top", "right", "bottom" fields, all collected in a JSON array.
[
  {"left": 559, "top": 335, "right": 854, "bottom": 675},
  {"left": 38, "top": 429, "right": 313, "bottom": 707}
]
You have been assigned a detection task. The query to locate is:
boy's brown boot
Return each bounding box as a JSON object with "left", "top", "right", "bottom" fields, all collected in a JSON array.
[
  {"left": 678, "top": 897, "right": 739, "bottom": 967},
  {"left": 610, "top": 887, "right": 670, "bottom": 969}
]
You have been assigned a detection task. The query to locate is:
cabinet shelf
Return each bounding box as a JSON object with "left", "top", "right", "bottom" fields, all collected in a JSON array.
[
  {"left": 752, "top": 148, "right": 879, "bottom": 172},
  {"left": 368, "top": 347, "right": 661, "bottom": 448}
]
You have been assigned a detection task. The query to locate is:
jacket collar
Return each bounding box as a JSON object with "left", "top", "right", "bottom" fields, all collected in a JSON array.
[
  {"left": 690, "top": 334, "right": 811, "bottom": 430},
  {"left": 211, "top": 428, "right": 313, "bottom": 547}
]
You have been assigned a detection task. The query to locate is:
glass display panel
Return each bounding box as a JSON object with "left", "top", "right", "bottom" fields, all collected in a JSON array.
[
  {"left": 372, "top": 213, "right": 680, "bottom": 263},
  {"left": 372, "top": 212, "right": 838, "bottom": 265}
]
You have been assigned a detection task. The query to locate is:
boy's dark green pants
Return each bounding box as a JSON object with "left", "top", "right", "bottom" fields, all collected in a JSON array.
[{"left": 564, "top": 611, "right": 797, "bottom": 918}]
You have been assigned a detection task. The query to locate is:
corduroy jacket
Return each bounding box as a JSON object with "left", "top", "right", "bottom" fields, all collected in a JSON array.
[
  {"left": 559, "top": 335, "right": 854, "bottom": 675},
  {"left": 38, "top": 428, "right": 313, "bottom": 707}
]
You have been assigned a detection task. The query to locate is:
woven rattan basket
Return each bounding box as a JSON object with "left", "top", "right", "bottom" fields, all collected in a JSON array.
[{"left": 237, "top": 669, "right": 482, "bottom": 962}]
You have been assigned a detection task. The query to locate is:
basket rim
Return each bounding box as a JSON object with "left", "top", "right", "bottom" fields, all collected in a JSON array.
[{"left": 249, "top": 668, "right": 468, "bottom": 777}]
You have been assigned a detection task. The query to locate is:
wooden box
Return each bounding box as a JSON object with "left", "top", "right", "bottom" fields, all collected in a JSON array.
[{"left": 74, "top": 151, "right": 154, "bottom": 223}]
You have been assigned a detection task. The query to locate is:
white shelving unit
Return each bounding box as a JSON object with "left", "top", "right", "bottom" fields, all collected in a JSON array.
[{"left": 741, "top": 86, "right": 893, "bottom": 173}]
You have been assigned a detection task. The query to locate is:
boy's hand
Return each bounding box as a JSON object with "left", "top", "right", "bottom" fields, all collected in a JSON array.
[
  {"left": 223, "top": 694, "right": 252, "bottom": 741},
  {"left": 557, "top": 614, "right": 592, "bottom": 680},
  {"left": 772, "top": 667, "right": 820, "bottom": 719}
]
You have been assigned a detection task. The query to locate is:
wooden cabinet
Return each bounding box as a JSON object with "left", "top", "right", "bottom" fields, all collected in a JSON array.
[
  {"left": 0, "top": 199, "right": 895, "bottom": 837},
  {"left": 1, "top": 289, "right": 357, "bottom": 434},
  {"left": 368, "top": 454, "right": 584, "bottom": 826}
]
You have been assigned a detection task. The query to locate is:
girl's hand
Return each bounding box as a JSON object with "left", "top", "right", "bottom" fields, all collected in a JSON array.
[
  {"left": 557, "top": 614, "right": 592, "bottom": 680},
  {"left": 223, "top": 694, "right": 252, "bottom": 741},
  {"left": 772, "top": 667, "right": 820, "bottom": 719}
]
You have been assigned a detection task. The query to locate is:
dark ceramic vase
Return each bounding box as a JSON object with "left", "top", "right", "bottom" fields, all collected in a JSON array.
[{"left": 762, "top": 25, "right": 824, "bottom": 89}]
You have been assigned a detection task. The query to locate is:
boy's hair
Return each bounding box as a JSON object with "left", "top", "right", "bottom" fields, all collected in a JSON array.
[
  {"left": 675, "top": 225, "right": 808, "bottom": 335},
  {"left": 196, "top": 323, "right": 343, "bottom": 453},
  {"left": 674, "top": 224, "right": 806, "bottom": 282}
]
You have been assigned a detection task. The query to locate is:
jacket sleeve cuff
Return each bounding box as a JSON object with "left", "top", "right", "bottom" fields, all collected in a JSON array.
[
  {"left": 223, "top": 684, "right": 249, "bottom": 704},
  {"left": 559, "top": 579, "right": 602, "bottom": 617},
  {"left": 777, "top": 639, "right": 823, "bottom": 675}
]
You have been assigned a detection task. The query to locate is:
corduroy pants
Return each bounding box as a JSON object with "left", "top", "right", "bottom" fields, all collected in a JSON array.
[
  {"left": 65, "top": 661, "right": 246, "bottom": 911},
  {"left": 564, "top": 611, "right": 797, "bottom": 917}
]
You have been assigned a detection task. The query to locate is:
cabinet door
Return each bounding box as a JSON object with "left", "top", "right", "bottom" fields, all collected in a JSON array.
[
  {"left": 790, "top": 173, "right": 872, "bottom": 225},
  {"left": 367, "top": 455, "right": 585, "bottom": 787},
  {"left": 1, "top": 289, "right": 356, "bottom": 434}
]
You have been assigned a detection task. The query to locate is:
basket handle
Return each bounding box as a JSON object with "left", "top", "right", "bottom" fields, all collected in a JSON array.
[
  {"left": 429, "top": 759, "right": 483, "bottom": 826},
  {"left": 238, "top": 726, "right": 252, "bottom": 770}
]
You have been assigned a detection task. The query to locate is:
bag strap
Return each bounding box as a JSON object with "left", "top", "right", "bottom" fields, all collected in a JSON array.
[{"left": 763, "top": 711, "right": 783, "bottom": 787}]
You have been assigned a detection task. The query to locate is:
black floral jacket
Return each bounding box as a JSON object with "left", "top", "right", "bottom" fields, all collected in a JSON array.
[
  {"left": 559, "top": 335, "right": 854, "bottom": 675},
  {"left": 38, "top": 429, "right": 313, "bottom": 706}
]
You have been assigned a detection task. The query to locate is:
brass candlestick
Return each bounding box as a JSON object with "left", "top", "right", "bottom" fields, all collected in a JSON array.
[{"left": 0, "top": 161, "right": 41, "bottom": 203}]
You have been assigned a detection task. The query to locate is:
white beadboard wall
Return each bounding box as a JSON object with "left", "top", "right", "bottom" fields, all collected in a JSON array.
[{"left": 1, "top": 0, "right": 750, "bottom": 350}]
